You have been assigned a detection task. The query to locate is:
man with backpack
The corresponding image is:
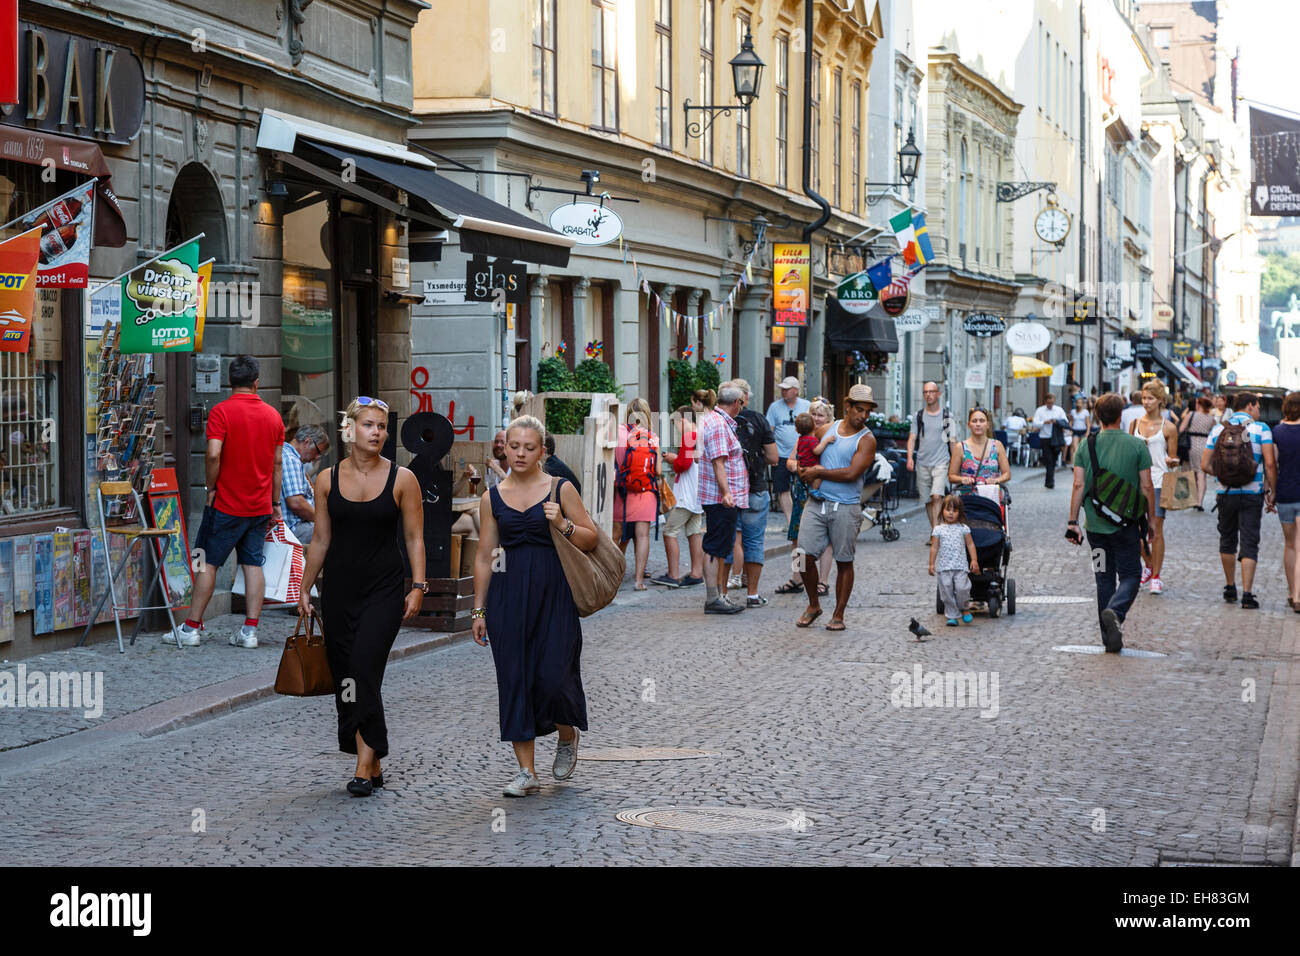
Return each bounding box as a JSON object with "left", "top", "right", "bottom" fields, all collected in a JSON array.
[
  {"left": 906, "top": 382, "right": 957, "bottom": 532},
  {"left": 1201, "top": 391, "right": 1277, "bottom": 609},
  {"left": 727, "top": 380, "right": 779, "bottom": 607},
  {"left": 1066, "top": 392, "right": 1156, "bottom": 653}
]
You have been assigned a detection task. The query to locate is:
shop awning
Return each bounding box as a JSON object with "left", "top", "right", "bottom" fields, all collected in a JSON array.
[
  {"left": 0, "top": 124, "right": 127, "bottom": 247},
  {"left": 1011, "top": 355, "right": 1053, "bottom": 379},
  {"left": 824, "top": 296, "right": 899, "bottom": 353},
  {"left": 1148, "top": 347, "right": 1199, "bottom": 388},
  {"left": 256, "top": 108, "right": 436, "bottom": 168},
  {"left": 309, "top": 143, "right": 573, "bottom": 268}
]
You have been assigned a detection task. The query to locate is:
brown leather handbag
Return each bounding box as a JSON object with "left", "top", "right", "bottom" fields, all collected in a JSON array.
[
  {"left": 547, "top": 477, "right": 624, "bottom": 617},
  {"left": 275, "top": 610, "right": 335, "bottom": 696}
]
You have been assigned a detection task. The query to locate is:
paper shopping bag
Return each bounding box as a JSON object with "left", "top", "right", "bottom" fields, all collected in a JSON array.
[
  {"left": 1160, "top": 466, "right": 1197, "bottom": 511},
  {"left": 233, "top": 521, "right": 302, "bottom": 603}
]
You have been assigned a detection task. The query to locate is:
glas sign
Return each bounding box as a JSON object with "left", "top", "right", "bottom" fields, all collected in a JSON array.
[
  {"left": 962, "top": 312, "right": 1005, "bottom": 338},
  {"left": 548, "top": 202, "right": 624, "bottom": 246}
]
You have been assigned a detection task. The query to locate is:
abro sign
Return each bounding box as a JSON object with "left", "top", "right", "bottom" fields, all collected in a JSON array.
[{"left": 1, "top": 22, "right": 145, "bottom": 144}]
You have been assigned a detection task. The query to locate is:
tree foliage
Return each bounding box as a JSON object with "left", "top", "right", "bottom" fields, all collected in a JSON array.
[
  {"left": 667, "top": 359, "right": 723, "bottom": 412},
  {"left": 1262, "top": 252, "right": 1300, "bottom": 307}
]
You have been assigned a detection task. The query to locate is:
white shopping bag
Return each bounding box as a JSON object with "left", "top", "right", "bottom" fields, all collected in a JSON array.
[
  {"left": 973, "top": 483, "right": 1001, "bottom": 505},
  {"left": 233, "top": 521, "right": 305, "bottom": 604}
]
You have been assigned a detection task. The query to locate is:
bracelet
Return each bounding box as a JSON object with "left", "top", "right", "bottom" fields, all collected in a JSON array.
[
  {"left": 562, "top": 519, "right": 576, "bottom": 539},
  {"left": 471, "top": 607, "right": 486, "bottom": 620}
]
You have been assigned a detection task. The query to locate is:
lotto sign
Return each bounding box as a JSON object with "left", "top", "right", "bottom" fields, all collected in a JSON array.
[
  {"left": 118, "top": 239, "right": 200, "bottom": 353},
  {"left": 773, "top": 243, "right": 811, "bottom": 327},
  {"left": 0, "top": 226, "right": 40, "bottom": 353}
]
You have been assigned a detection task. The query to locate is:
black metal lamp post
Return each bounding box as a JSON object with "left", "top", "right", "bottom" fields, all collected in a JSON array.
[
  {"left": 865, "top": 128, "right": 921, "bottom": 204},
  {"left": 684, "top": 32, "right": 765, "bottom": 139}
]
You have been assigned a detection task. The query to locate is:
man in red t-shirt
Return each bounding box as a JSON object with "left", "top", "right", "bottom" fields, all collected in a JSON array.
[{"left": 171, "top": 355, "right": 285, "bottom": 649}]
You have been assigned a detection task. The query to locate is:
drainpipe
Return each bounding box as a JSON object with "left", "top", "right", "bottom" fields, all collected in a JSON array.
[{"left": 799, "top": 0, "right": 832, "bottom": 365}]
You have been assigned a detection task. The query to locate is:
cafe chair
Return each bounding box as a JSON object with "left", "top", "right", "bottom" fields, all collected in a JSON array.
[{"left": 78, "top": 481, "right": 182, "bottom": 654}]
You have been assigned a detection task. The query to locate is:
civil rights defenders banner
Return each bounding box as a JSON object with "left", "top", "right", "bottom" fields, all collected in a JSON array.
[
  {"left": 1250, "top": 104, "right": 1300, "bottom": 216},
  {"left": 118, "top": 238, "right": 200, "bottom": 353}
]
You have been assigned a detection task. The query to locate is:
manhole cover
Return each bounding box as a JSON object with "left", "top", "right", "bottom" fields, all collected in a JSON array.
[
  {"left": 581, "top": 748, "right": 721, "bottom": 761},
  {"left": 616, "top": 807, "right": 802, "bottom": 832},
  {"left": 1017, "top": 596, "right": 1092, "bottom": 604},
  {"left": 1053, "top": 645, "right": 1167, "bottom": 658}
]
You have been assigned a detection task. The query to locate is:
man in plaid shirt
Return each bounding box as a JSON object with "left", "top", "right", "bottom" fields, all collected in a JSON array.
[
  {"left": 281, "top": 424, "right": 329, "bottom": 544},
  {"left": 698, "top": 383, "right": 749, "bottom": 614}
]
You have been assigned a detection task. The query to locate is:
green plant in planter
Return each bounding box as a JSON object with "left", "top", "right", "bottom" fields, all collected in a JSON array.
[
  {"left": 668, "top": 359, "right": 722, "bottom": 411},
  {"left": 535, "top": 356, "right": 625, "bottom": 435}
]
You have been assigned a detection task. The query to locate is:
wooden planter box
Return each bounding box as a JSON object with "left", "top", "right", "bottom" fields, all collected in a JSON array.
[{"left": 405, "top": 575, "right": 475, "bottom": 633}]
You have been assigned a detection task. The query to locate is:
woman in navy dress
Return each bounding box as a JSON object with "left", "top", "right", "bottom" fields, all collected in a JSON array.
[{"left": 473, "top": 415, "right": 598, "bottom": 798}]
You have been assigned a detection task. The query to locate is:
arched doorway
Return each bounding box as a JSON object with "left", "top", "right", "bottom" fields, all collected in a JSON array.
[{"left": 164, "top": 163, "right": 229, "bottom": 501}]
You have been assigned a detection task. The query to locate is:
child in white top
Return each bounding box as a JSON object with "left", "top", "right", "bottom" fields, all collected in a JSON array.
[{"left": 929, "top": 494, "right": 981, "bottom": 625}]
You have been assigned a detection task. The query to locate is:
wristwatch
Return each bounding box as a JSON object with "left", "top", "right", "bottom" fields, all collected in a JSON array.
[{"left": 410, "top": 581, "right": 429, "bottom": 594}]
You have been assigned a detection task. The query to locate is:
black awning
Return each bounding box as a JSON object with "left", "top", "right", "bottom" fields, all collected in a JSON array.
[
  {"left": 309, "top": 142, "right": 572, "bottom": 268},
  {"left": 824, "top": 296, "right": 900, "bottom": 353},
  {"left": 1146, "top": 346, "right": 1186, "bottom": 384}
]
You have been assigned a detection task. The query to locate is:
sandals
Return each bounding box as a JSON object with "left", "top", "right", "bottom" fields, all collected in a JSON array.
[
  {"left": 775, "top": 579, "right": 803, "bottom": 594},
  {"left": 795, "top": 609, "right": 823, "bottom": 628},
  {"left": 817, "top": 583, "right": 829, "bottom": 596},
  {"left": 825, "top": 619, "right": 847, "bottom": 631}
]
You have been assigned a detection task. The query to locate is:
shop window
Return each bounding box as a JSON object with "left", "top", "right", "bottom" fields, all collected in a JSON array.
[
  {"left": 281, "top": 188, "right": 338, "bottom": 447},
  {"left": 0, "top": 329, "right": 60, "bottom": 517}
]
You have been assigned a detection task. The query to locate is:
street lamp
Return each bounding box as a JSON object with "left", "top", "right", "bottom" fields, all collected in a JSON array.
[
  {"left": 684, "top": 32, "right": 765, "bottom": 139},
  {"left": 865, "top": 128, "right": 921, "bottom": 204}
]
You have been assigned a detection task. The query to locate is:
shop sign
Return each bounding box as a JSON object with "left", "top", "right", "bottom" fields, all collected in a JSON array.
[
  {"left": 421, "top": 277, "right": 467, "bottom": 306},
  {"left": 834, "top": 270, "right": 878, "bottom": 315},
  {"left": 1068, "top": 295, "right": 1098, "bottom": 326},
  {"left": 892, "top": 309, "right": 929, "bottom": 334},
  {"left": 464, "top": 255, "right": 526, "bottom": 306},
  {"left": 392, "top": 257, "right": 409, "bottom": 289},
  {"left": 1154, "top": 304, "right": 1174, "bottom": 327},
  {"left": 964, "top": 362, "right": 987, "bottom": 390},
  {"left": 3, "top": 22, "right": 145, "bottom": 145},
  {"left": 119, "top": 239, "right": 200, "bottom": 353},
  {"left": 1171, "top": 339, "right": 1193, "bottom": 357},
  {"left": 1104, "top": 355, "right": 1124, "bottom": 372},
  {"left": 1, "top": 1, "right": 16, "bottom": 106},
  {"left": 963, "top": 312, "right": 1005, "bottom": 338},
  {"left": 1134, "top": 338, "right": 1154, "bottom": 361},
  {"left": 548, "top": 201, "right": 623, "bottom": 246},
  {"left": 773, "top": 243, "right": 811, "bottom": 326},
  {"left": 1004, "top": 321, "right": 1050, "bottom": 354}
]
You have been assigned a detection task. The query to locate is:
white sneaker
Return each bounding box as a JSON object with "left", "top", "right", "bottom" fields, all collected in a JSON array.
[
  {"left": 1140, "top": 566, "right": 1153, "bottom": 588},
  {"left": 728, "top": 574, "right": 744, "bottom": 589},
  {"left": 553, "top": 728, "right": 580, "bottom": 780},
  {"left": 1149, "top": 577, "right": 1164, "bottom": 595},
  {"left": 230, "top": 625, "right": 258, "bottom": 648},
  {"left": 503, "top": 768, "right": 540, "bottom": 797},
  {"left": 164, "top": 622, "right": 201, "bottom": 647}
]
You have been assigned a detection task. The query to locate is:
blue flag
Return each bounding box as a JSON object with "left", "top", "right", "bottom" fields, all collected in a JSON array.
[
  {"left": 912, "top": 213, "right": 934, "bottom": 266},
  {"left": 866, "top": 258, "right": 894, "bottom": 294}
]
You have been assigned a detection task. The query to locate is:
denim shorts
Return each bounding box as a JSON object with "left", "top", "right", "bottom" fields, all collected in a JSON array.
[
  {"left": 1278, "top": 501, "right": 1300, "bottom": 525},
  {"left": 195, "top": 505, "right": 270, "bottom": 569},
  {"left": 738, "top": 491, "right": 770, "bottom": 563}
]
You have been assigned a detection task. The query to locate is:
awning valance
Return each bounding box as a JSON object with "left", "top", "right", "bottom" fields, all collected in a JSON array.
[
  {"left": 824, "top": 296, "right": 899, "bottom": 353},
  {"left": 0, "top": 124, "right": 127, "bottom": 247}
]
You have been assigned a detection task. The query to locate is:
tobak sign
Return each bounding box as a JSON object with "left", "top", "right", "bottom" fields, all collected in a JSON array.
[
  {"left": 772, "top": 243, "right": 811, "bottom": 327},
  {"left": 4, "top": 22, "right": 145, "bottom": 145}
]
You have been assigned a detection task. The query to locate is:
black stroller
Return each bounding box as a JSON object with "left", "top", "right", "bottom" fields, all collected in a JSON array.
[{"left": 935, "top": 492, "right": 1016, "bottom": 617}]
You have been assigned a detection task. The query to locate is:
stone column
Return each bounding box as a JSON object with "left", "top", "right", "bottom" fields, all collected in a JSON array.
[
  {"left": 529, "top": 274, "right": 548, "bottom": 387},
  {"left": 572, "top": 276, "right": 591, "bottom": 356}
]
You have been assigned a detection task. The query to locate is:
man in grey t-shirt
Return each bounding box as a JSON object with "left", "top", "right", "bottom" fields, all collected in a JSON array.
[{"left": 906, "top": 382, "right": 956, "bottom": 532}]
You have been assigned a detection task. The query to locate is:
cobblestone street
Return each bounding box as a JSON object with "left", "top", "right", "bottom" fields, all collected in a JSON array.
[{"left": 3, "top": 472, "right": 1299, "bottom": 866}]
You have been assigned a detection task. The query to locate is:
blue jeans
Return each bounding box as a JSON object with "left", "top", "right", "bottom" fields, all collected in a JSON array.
[
  {"left": 1086, "top": 523, "right": 1142, "bottom": 637},
  {"left": 739, "top": 490, "right": 770, "bottom": 563}
]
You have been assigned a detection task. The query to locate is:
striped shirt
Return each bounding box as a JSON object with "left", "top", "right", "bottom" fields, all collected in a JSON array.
[{"left": 1206, "top": 412, "right": 1273, "bottom": 496}]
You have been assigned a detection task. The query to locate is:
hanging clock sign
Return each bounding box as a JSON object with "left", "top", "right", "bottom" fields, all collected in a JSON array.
[
  {"left": 963, "top": 312, "right": 1006, "bottom": 338},
  {"left": 1034, "top": 196, "right": 1071, "bottom": 245},
  {"left": 1005, "top": 321, "right": 1051, "bottom": 354}
]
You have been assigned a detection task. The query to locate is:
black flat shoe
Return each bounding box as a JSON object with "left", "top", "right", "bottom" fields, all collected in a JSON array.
[
  {"left": 347, "top": 776, "right": 374, "bottom": 797},
  {"left": 371, "top": 773, "right": 384, "bottom": 789}
]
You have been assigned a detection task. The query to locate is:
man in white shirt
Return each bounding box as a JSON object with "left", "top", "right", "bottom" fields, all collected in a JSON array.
[
  {"left": 765, "top": 376, "right": 810, "bottom": 527},
  {"left": 1032, "top": 393, "right": 1070, "bottom": 489},
  {"left": 1119, "top": 390, "right": 1145, "bottom": 435}
]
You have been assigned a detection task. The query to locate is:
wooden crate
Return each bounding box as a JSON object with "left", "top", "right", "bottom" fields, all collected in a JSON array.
[{"left": 405, "top": 575, "right": 474, "bottom": 632}]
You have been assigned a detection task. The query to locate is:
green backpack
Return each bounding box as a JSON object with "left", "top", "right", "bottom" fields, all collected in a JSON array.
[{"left": 1085, "top": 434, "right": 1145, "bottom": 528}]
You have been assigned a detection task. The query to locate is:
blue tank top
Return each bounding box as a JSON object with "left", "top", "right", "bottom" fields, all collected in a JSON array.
[
  {"left": 815, "top": 421, "right": 870, "bottom": 503},
  {"left": 1273, "top": 421, "right": 1300, "bottom": 504}
]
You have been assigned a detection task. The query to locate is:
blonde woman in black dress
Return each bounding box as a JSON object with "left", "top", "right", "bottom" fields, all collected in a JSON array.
[
  {"left": 472, "top": 415, "right": 599, "bottom": 797},
  {"left": 298, "top": 397, "right": 427, "bottom": 797}
]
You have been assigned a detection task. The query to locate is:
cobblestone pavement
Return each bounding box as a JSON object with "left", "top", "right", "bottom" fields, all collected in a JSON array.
[{"left": 3, "top": 471, "right": 1298, "bottom": 866}]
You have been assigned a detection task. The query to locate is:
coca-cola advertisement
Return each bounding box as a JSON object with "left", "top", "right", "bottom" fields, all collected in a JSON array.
[{"left": 17, "top": 181, "right": 95, "bottom": 288}]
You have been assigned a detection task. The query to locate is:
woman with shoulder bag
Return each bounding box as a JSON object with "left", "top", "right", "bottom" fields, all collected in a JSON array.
[
  {"left": 473, "top": 415, "right": 599, "bottom": 798},
  {"left": 1183, "top": 396, "right": 1217, "bottom": 510},
  {"left": 297, "top": 397, "right": 427, "bottom": 797}
]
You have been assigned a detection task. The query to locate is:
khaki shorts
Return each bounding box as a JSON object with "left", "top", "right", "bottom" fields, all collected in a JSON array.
[
  {"left": 662, "top": 506, "right": 704, "bottom": 539},
  {"left": 916, "top": 463, "right": 948, "bottom": 500},
  {"left": 795, "top": 498, "right": 863, "bottom": 563}
]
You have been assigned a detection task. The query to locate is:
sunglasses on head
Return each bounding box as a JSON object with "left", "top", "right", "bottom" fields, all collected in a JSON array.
[{"left": 356, "top": 396, "right": 389, "bottom": 412}]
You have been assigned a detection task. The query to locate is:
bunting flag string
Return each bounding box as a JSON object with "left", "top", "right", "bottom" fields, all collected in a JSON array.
[{"left": 619, "top": 232, "right": 763, "bottom": 329}]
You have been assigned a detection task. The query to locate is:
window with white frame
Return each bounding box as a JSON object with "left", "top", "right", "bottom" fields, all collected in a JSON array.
[
  {"left": 810, "top": 54, "right": 822, "bottom": 192},
  {"left": 735, "top": 13, "right": 751, "bottom": 178},
  {"left": 850, "top": 79, "right": 861, "bottom": 214},
  {"left": 776, "top": 34, "right": 789, "bottom": 188},
  {"left": 832, "top": 68, "right": 843, "bottom": 209},
  {"left": 590, "top": 0, "right": 619, "bottom": 131},
  {"left": 698, "top": 0, "right": 715, "bottom": 164},
  {"left": 655, "top": 0, "right": 672, "bottom": 148},
  {"left": 531, "top": 0, "right": 557, "bottom": 116}
]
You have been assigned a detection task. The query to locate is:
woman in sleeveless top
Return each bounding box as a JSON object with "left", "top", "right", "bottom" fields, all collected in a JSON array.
[
  {"left": 1130, "top": 380, "right": 1180, "bottom": 594},
  {"left": 298, "top": 397, "right": 427, "bottom": 797},
  {"left": 1181, "top": 396, "right": 1217, "bottom": 509},
  {"left": 473, "top": 415, "right": 599, "bottom": 798},
  {"left": 1270, "top": 392, "right": 1300, "bottom": 611},
  {"left": 947, "top": 407, "right": 1010, "bottom": 501}
]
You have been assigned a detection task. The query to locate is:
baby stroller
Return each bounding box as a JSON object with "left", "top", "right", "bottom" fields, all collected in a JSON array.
[
  {"left": 860, "top": 452, "right": 901, "bottom": 542},
  {"left": 935, "top": 492, "right": 1016, "bottom": 617}
]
